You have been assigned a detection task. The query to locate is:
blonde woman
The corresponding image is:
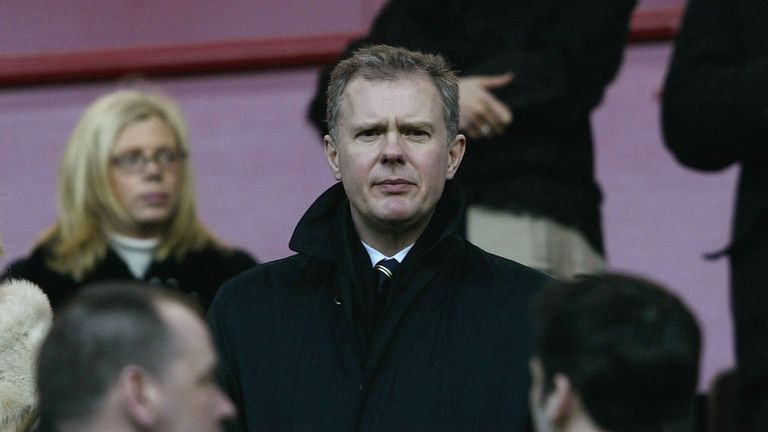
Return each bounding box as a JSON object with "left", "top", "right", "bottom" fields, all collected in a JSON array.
[{"left": 2, "top": 90, "right": 256, "bottom": 311}]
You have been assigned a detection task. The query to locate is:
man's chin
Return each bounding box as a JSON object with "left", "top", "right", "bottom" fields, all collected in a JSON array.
[
  {"left": 351, "top": 202, "right": 432, "bottom": 236},
  {"left": 372, "top": 207, "right": 418, "bottom": 225},
  {"left": 372, "top": 210, "right": 433, "bottom": 233}
]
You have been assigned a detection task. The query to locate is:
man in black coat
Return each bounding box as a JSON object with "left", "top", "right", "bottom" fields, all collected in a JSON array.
[
  {"left": 309, "top": 0, "right": 637, "bottom": 280},
  {"left": 208, "top": 45, "right": 549, "bottom": 431},
  {"left": 662, "top": 0, "right": 768, "bottom": 429}
]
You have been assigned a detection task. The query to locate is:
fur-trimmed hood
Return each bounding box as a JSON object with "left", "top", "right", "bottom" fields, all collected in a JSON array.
[{"left": 0, "top": 279, "right": 52, "bottom": 432}]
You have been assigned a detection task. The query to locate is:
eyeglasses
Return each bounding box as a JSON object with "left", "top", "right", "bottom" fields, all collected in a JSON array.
[{"left": 110, "top": 149, "right": 187, "bottom": 174}]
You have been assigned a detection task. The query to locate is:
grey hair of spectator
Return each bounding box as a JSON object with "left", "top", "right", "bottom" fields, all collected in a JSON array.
[{"left": 326, "top": 44, "right": 460, "bottom": 144}]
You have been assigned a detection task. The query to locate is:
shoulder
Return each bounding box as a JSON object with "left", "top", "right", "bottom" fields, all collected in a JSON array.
[
  {"left": 2, "top": 246, "right": 79, "bottom": 309},
  {"left": 182, "top": 246, "right": 258, "bottom": 273},
  {"left": 2, "top": 246, "right": 61, "bottom": 285},
  {"left": 209, "top": 254, "right": 314, "bottom": 311},
  {"left": 223, "top": 247, "right": 259, "bottom": 265},
  {"left": 465, "top": 242, "right": 550, "bottom": 282},
  {"left": 3, "top": 246, "right": 45, "bottom": 274},
  {"left": 448, "top": 242, "right": 550, "bottom": 340},
  {"left": 459, "top": 241, "right": 552, "bottom": 298},
  {"left": 206, "top": 254, "right": 321, "bottom": 341}
]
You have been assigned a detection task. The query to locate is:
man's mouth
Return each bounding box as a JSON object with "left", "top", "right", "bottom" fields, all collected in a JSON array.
[{"left": 375, "top": 178, "right": 414, "bottom": 193}]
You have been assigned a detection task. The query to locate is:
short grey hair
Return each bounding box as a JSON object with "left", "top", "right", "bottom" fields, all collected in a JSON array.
[{"left": 326, "top": 44, "right": 459, "bottom": 143}]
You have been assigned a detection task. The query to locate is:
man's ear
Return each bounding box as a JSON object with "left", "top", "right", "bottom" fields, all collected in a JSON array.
[
  {"left": 119, "top": 365, "right": 163, "bottom": 428},
  {"left": 445, "top": 134, "right": 466, "bottom": 180},
  {"left": 324, "top": 135, "right": 342, "bottom": 181},
  {"left": 546, "top": 373, "right": 576, "bottom": 425}
]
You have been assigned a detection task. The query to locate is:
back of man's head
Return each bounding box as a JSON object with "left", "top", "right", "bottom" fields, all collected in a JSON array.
[
  {"left": 531, "top": 273, "right": 701, "bottom": 432},
  {"left": 37, "top": 282, "right": 176, "bottom": 428}
]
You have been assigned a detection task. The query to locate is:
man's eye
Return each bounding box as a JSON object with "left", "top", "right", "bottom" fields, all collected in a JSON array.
[
  {"left": 405, "top": 129, "right": 429, "bottom": 138},
  {"left": 357, "top": 130, "right": 380, "bottom": 139}
]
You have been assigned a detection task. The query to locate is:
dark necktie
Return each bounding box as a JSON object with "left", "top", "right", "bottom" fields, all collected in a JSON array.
[
  {"left": 368, "top": 258, "right": 399, "bottom": 335},
  {"left": 374, "top": 258, "right": 399, "bottom": 297}
]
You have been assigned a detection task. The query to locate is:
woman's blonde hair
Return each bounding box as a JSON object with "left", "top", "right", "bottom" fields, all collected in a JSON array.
[{"left": 39, "top": 89, "right": 220, "bottom": 280}]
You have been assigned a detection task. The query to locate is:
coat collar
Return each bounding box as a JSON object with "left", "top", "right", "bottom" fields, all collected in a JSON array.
[
  {"left": 289, "top": 180, "right": 468, "bottom": 369},
  {"left": 288, "top": 180, "right": 466, "bottom": 265}
]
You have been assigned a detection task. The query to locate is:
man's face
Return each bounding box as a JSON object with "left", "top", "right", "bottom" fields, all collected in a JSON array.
[
  {"left": 325, "top": 75, "right": 465, "bottom": 238},
  {"left": 155, "top": 302, "right": 235, "bottom": 432}
]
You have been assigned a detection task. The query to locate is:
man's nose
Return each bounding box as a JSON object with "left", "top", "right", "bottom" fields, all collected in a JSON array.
[{"left": 380, "top": 131, "right": 405, "bottom": 163}]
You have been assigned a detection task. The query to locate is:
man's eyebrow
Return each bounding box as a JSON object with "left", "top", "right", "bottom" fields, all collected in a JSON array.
[
  {"left": 399, "top": 121, "right": 434, "bottom": 131},
  {"left": 350, "top": 121, "right": 385, "bottom": 130}
]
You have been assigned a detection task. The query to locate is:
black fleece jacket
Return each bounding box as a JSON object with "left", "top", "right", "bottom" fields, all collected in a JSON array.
[{"left": 3, "top": 245, "right": 256, "bottom": 311}]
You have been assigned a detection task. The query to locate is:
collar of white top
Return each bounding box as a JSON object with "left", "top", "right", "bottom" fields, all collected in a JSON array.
[
  {"left": 109, "top": 233, "right": 160, "bottom": 250},
  {"left": 361, "top": 241, "right": 414, "bottom": 267},
  {"left": 108, "top": 233, "right": 159, "bottom": 279}
]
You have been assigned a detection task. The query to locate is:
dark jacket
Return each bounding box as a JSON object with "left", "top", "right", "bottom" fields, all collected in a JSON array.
[
  {"left": 208, "top": 181, "right": 548, "bottom": 431},
  {"left": 663, "top": 0, "right": 768, "bottom": 250},
  {"left": 2, "top": 245, "right": 256, "bottom": 311},
  {"left": 308, "top": 0, "right": 637, "bottom": 254},
  {"left": 662, "top": 0, "right": 768, "bottom": 428}
]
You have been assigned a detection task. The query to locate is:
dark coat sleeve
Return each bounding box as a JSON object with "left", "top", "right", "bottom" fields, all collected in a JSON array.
[
  {"left": 460, "top": 0, "right": 637, "bottom": 118},
  {"left": 662, "top": 0, "right": 768, "bottom": 171},
  {"left": 308, "top": 0, "right": 636, "bottom": 134}
]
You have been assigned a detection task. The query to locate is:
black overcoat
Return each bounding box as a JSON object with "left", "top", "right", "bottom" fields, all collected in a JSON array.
[{"left": 208, "top": 182, "right": 548, "bottom": 431}]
